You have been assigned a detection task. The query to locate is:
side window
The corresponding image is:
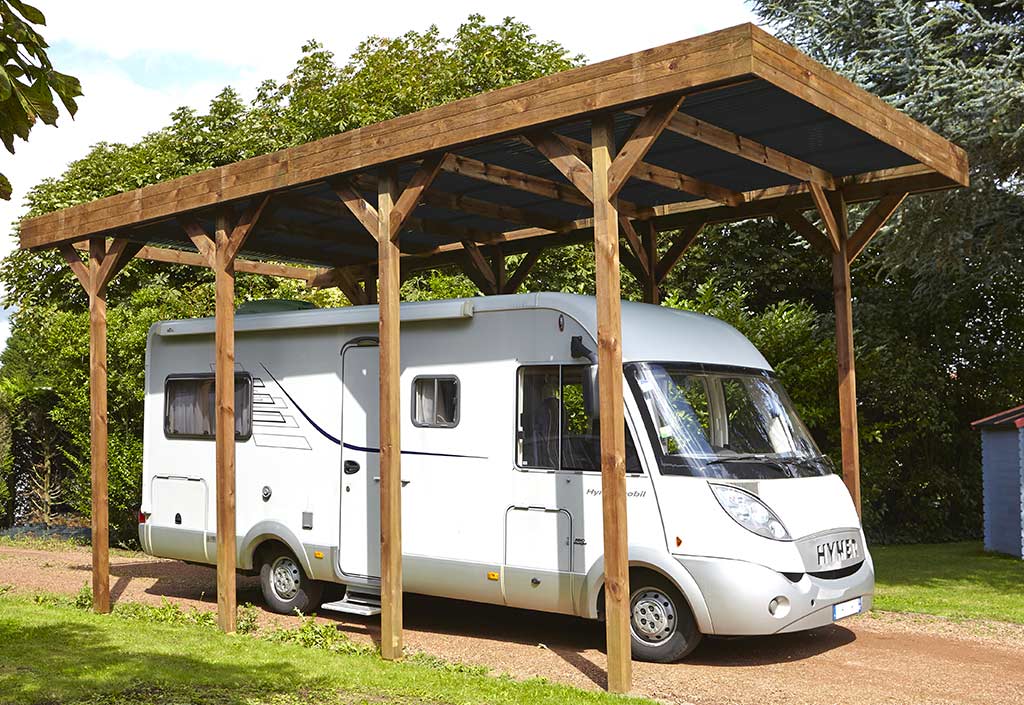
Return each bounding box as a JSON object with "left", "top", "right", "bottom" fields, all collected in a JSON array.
[
  {"left": 517, "top": 365, "right": 642, "bottom": 474},
  {"left": 164, "top": 373, "right": 252, "bottom": 440},
  {"left": 412, "top": 376, "right": 459, "bottom": 428}
]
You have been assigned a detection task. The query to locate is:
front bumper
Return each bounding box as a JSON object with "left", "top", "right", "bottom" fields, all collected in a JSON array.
[{"left": 678, "top": 553, "right": 874, "bottom": 635}]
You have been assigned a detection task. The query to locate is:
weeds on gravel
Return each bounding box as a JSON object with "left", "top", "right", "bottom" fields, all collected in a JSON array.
[
  {"left": 237, "top": 602, "right": 261, "bottom": 635},
  {"left": 74, "top": 582, "right": 93, "bottom": 609},
  {"left": 406, "top": 652, "right": 490, "bottom": 677},
  {"left": 0, "top": 584, "right": 11, "bottom": 596},
  {"left": 266, "top": 614, "right": 374, "bottom": 655},
  {"left": 112, "top": 599, "right": 218, "bottom": 628}
]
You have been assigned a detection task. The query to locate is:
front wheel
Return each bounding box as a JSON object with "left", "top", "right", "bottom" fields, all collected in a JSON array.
[
  {"left": 258, "top": 544, "right": 323, "bottom": 615},
  {"left": 629, "top": 573, "right": 702, "bottom": 663}
]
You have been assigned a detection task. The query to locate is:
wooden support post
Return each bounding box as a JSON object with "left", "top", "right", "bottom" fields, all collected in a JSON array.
[
  {"left": 592, "top": 115, "right": 631, "bottom": 695},
  {"left": 828, "top": 192, "right": 862, "bottom": 516},
  {"left": 214, "top": 210, "right": 238, "bottom": 632},
  {"left": 492, "top": 247, "right": 507, "bottom": 294},
  {"left": 378, "top": 166, "right": 404, "bottom": 661},
  {"left": 88, "top": 237, "right": 110, "bottom": 614},
  {"left": 642, "top": 222, "right": 659, "bottom": 304}
]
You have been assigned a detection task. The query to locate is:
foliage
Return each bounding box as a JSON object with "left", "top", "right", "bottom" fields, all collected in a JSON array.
[
  {"left": 2, "top": 7, "right": 1020, "bottom": 545},
  {"left": 872, "top": 541, "right": 1024, "bottom": 624},
  {"left": 0, "top": 0, "right": 82, "bottom": 199},
  {"left": 266, "top": 614, "right": 374, "bottom": 656},
  {"left": 0, "top": 594, "right": 646, "bottom": 705},
  {"left": 73, "top": 581, "right": 91, "bottom": 609},
  {"left": 236, "top": 602, "right": 260, "bottom": 635}
]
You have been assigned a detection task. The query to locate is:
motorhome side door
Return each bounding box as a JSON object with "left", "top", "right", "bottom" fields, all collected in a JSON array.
[{"left": 338, "top": 341, "right": 381, "bottom": 579}]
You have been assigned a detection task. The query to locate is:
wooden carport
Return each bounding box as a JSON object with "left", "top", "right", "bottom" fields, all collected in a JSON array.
[{"left": 18, "top": 23, "right": 967, "bottom": 694}]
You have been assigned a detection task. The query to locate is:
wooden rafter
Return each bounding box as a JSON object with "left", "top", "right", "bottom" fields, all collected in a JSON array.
[
  {"left": 775, "top": 208, "right": 833, "bottom": 255},
  {"left": 59, "top": 244, "right": 91, "bottom": 291},
  {"left": 808, "top": 182, "right": 842, "bottom": 252},
  {"left": 631, "top": 108, "right": 838, "bottom": 189},
  {"left": 179, "top": 216, "right": 216, "bottom": 266},
  {"left": 523, "top": 131, "right": 595, "bottom": 201},
  {"left": 554, "top": 133, "right": 744, "bottom": 207},
  {"left": 460, "top": 240, "right": 498, "bottom": 294},
  {"left": 329, "top": 177, "right": 380, "bottom": 238},
  {"left": 95, "top": 238, "right": 143, "bottom": 291},
  {"left": 655, "top": 221, "right": 705, "bottom": 283},
  {"left": 503, "top": 248, "right": 542, "bottom": 294},
  {"left": 618, "top": 217, "right": 651, "bottom": 280},
  {"left": 224, "top": 196, "right": 272, "bottom": 262},
  {"left": 607, "top": 95, "right": 685, "bottom": 197},
  {"left": 390, "top": 154, "right": 446, "bottom": 240},
  {"left": 847, "top": 192, "right": 907, "bottom": 263}
]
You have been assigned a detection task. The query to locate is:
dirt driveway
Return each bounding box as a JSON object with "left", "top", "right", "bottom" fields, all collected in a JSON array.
[{"left": 2, "top": 544, "right": 1022, "bottom": 705}]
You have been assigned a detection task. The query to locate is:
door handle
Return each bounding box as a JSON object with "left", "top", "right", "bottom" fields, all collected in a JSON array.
[
  {"left": 343, "top": 460, "right": 360, "bottom": 475},
  {"left": 373, "top": 477, "right": 411, "bottom": 487}
]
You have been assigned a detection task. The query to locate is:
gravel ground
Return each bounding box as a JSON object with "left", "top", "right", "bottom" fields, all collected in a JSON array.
[{"left": 1, "top": 544, "right": 1022, "bottom": 705}]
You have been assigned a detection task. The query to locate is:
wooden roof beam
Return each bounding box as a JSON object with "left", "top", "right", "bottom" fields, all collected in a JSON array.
[
  {"left": 628, "top": 108, "right": 838, "bottom": 189},
  {"left": 608, "top": 96, "right": 686, "bottom": 197},
  {"left": 808, "top": 182, "right": 842, "bottom": 252},
  {"left": 502, "top": 248, "right": 542, "bottom": 294},
  {"left": 655, "top": 221, "right": 705, "bottom": 283},
  {"left": 552, "top": 133, "right": 744, "bottom": 207}
]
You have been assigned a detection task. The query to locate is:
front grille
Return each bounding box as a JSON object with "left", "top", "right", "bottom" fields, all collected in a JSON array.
[{"left": 808, "top": 561, "right": 863, "bottom": 580}]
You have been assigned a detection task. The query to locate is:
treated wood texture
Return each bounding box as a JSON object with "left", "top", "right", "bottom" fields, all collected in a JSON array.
[
  {"left": 748, "top": 24, "right": 968, "bottom": 187},
  {"left": 642, "top": 221, "right": 660, "bottom": 304},
  {"left": 88, "top": 237, "right": 110, "bottom": 614},
  {"left": 775, "top": 208, "right": 834, "bottom": 255},
  {"left": 22, "top": 26, "right": 758, "bottom": 249},
  {"left": 214, "top": 210, "right": 238, "bottom": 633},
  {"left": 847, "top": 192, "right": 907, "bottom": 262},
  {"left": 378, "top": 167, "right": 403, "bottom": 661},
  {"left": 592, "top": 116, "right": 631, "bottom": 695},
  {"left": 648, "top": 108, "right": 838, "bottom": 189},
  {"left": 503, "top": 248, "right": 542, "bottom": 294},
  {"left": 607, "top": 96, "right": 685, "bottom": 197},
  {"left": 828, "top": 192, "right": 861, "bottom": 516},
  {"left": 808, "top": 182, "right": 841, "bottom": 252}
]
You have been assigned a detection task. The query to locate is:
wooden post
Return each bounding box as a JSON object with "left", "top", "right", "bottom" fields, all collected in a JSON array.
[
  {"left": 378, "top": 166, "right": 403, "bottom": 660},
  {"left": 642, "top": 222, "right": 659, "bottom": 305},
  {"left": 592, "top": 115, "right": 631, "bottom": 694},
  {"left": 88, "top": 237, "right": 110, "bottom": 614},
  {"left": 829, "top": 192, "right": 862, "bottom": 516},
  {"left": 214, "top": 210, "right": 238, "bottom": 632},
  {"left": 492, "top": 247, "right": 507, "bottom": 294}
]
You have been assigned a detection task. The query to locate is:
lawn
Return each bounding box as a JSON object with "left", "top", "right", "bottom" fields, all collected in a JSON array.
[
  {"left": 872, "top": 541, "right": 1024, "bottom": 624},
  {"left": 0, "top": 595, "right": 646, "bottom": 705}
]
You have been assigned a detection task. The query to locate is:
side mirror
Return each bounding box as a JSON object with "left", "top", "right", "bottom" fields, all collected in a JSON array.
[{"left": 583, "top": 364, "right": 600, "bottom": 421}]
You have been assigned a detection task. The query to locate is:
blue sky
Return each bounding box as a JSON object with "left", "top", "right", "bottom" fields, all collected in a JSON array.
[{"left": 0, "top": 0, "right": 759, "bottom": 351}]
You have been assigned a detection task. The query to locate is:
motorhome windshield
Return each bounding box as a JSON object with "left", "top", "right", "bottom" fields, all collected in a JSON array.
[{"left": 626, "top": 362, "right": 833, "bottom": 480}]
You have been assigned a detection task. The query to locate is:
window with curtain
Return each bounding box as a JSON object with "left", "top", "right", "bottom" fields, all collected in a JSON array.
[
  {"left": 412, "top": 376, "right": 459, "bottom": 428},
  {"left": 164, "top": 373, "right": 253, "bottom": 440}
]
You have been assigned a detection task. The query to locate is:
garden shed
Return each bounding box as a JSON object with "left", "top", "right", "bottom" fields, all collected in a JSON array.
[{"left": 972, "top": 406, "right": 1024, "bottom": 559}]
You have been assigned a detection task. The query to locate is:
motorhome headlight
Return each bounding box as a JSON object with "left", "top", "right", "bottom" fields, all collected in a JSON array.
[{"left": 710, "top": 484, "right": 791, "bottom": 540}]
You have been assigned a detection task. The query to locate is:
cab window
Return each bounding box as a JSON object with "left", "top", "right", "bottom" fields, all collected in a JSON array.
[{"left": 517, "top": 365, "right": 642, "bottom": 473}]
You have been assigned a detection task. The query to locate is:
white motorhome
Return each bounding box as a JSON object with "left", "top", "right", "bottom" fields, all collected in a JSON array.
[{"left": 139, "top": 293, "right": 872, "bottom": 662}]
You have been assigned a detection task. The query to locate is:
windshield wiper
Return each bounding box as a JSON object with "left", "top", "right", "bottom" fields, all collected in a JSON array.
[{"left": 700, "top": 455, "right": 795, "bottom": 478}]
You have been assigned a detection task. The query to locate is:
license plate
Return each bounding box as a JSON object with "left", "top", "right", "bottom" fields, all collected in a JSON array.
[{"left": 832, "top": 597, "right": 862, "bottom": 621}]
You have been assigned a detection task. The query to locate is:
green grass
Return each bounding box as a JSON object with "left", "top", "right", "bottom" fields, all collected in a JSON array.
[
  {"left": 0, "top": 533, "right": 141, "bottom": 557},
  {"left": 872, "top": 541, "right": 1024, "bottom": 624},
  {"left": 0, "top": 594, "right": 647, "bottom": 705}
]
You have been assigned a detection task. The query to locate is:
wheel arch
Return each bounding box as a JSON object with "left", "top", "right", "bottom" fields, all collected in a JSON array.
[
  {"left": 238, "top": 520, "right": 312, "bottom": 576},
  {"left": 579, "top": 545, "right": 714, "bottom": 634}
]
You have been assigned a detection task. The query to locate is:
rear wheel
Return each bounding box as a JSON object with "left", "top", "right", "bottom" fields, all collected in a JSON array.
[
  {"left": 628, "top": 573, "right": 702, "bottom": 663},
  {"left": 258, "top": 544, "right": 323, "bottom": 615}
]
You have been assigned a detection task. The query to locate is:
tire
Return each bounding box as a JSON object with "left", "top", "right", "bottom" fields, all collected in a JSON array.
[
  {"left": 258, "top": 544, "right": 323, "bottom": 615},
  {"left": 628, "top": 572, "right": 702, "bottom": 663}
]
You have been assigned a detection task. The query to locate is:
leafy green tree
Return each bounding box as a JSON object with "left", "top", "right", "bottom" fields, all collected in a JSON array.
[{"left": 0, "top": 0, "right": 82, "bottom": 199}]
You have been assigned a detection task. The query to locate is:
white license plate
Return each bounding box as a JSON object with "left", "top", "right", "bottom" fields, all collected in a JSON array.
[{"left": 832, "top": 597, "right": 863, "bottom": 621}]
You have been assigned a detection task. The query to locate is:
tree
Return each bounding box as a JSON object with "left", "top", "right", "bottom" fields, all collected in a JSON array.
[{"left": 0, "top": 0, "right": 82, "bottom": 199}]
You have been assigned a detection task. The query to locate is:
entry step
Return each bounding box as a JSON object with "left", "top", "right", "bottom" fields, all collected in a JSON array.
[{"left": 320, "top": 589, "right": 381, "bottom": 617}]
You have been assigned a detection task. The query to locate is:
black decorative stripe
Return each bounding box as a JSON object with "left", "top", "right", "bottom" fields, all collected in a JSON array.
[{"left": 258, "top": 363, "right": 487, "bottom": 460}]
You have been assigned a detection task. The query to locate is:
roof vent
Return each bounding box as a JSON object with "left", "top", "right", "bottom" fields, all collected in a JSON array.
[{"left": 237, "top": 299, "right": 318, "bottom": 315}]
